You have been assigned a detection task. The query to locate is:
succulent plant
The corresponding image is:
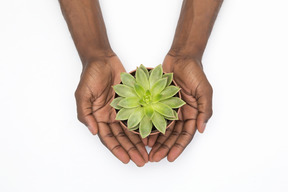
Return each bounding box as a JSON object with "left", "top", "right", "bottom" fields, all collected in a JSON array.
[{"left": 110, "top": 64, "right": 186, "bottom": 138}]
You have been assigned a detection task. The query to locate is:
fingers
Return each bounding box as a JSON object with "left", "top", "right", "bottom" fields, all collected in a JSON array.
[
  {"left": 196, "top": 85, "right": 213, "bottom": 133},
  {"left": 142, "top": 138, "right": 148, "bottom": 146},
  {"left": 167, "top": 120, "right": 196, "bottom": 162},
  {"left": 75, "top": 92, "right": 98, "bottom": 135},
  {"left": 122, "top": 127, "right": 149, "bottom": 163},
  {"left": 149, "top": 121, "right": 183, "bottom": 162},
  {"left": 97, "top": 123, "right": 130, "bottom": 164},
  {"left": 148, "top": 134, "right": 159, "bottom": 147},
  {"left": 110, "top": 123, "right": 146, "bottom": 167},
  {"left": 149, "top": 125, "right": 174, "bottom": 162}
]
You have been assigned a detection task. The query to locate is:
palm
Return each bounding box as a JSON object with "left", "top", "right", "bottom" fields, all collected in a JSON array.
[
  {"left": 162, "top": 55, "right": 210, "bottom": 122},
  {"left": 78, "top": 57, "right": 125, "bottom": 123},
  {"left": 75, "top": 56, "right": 148, "bottom": 166},
  {"left": 148, "top": 55, "right": 213, "bottom": 162}
]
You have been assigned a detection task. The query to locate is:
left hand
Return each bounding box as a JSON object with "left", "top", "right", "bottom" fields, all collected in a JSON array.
[{"left": 148, "top": 54, "right": 213, "bottom": 162}]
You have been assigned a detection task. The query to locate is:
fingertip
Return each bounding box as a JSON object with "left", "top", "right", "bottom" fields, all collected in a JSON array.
[
  {"left": 148, "top": 153, "right": 154, "bottom": 162},
  {"left": 167, "top": 148, "right": 180, "bottom": 162},
  {"left": 142, "top": 138, "right": 148, "bottom": 146},
  {"left": 143, "top": 152, "right": 149, "bottom": 163},
  {"left": 89, "top": 127, "right": 98, "bottom": 135},
  {"left": 122, "top": 158, "right": 130, "bottom": 164},
  {"left": 119, "top": 153, "right": 130, "bottom": 164},
  {"left": 197, "top": 122, "right": 206, "bottom": 134},
  {"left": 153, "top": 154, "right": 163, "bottom": 162},
  {"left": 148, "top": 135, "right": 158, "bottom": 147}
]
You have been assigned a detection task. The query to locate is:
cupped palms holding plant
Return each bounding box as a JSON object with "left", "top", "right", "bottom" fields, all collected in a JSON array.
[
  {"left": 110, "top": 64, "right": 186, "bottom": 138},
  {"left": 75, "top": 56, "right": 148, "bottom": 167}
]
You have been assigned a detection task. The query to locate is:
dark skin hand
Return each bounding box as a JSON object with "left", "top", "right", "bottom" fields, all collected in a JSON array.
[
  {"left": 148, "top": 55, "right": 213, "bottom": 162},
  {"left": 59, "top": 0, "right": 148, "bottom": 166},
  {"left": 59, "top": 0, "right": 223, "bottom": 165},
  {"left": 148, "top": 0, "right": 223, "bottom": 162}
]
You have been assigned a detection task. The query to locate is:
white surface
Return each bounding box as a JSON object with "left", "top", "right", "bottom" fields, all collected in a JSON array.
[{"left": 1, "top": 0, "right": 288, "bottom": 191}]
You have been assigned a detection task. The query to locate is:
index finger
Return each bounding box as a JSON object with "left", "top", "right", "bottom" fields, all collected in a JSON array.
[
  {"left": 167, "top": 119, "right": 197, "bottom": 162},
  {"left": 98, "top": 123, "right": 130, "bottom": 164}
]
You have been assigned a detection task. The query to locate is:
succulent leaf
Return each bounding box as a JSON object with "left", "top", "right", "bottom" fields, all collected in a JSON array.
[
  {"left": 110, "top": 97, "right": 124, "bottom": 110},
  {"left": 116, "top": 108, "right": 137, "bottom": 120},
  {"left": 152, "top": 102, "right": 175, "bottom": 118},
  {"left": 139, "top": 115, "right": 153, "bottom": 138},
  {"left": 139, "top": 99, "right": 147, "bottom": 106},
  {"left": 152, "top": 111, "right": 167, "bottom": 134},
  {"left": 159, "top": 86, "right": 180, "bottom": 100},
  {"left": 127, "top": 107, "right": 144, "bottom": 128},
  {"left": 151, "top": 78, "right": 167, "bottom": 96},
  {"left": 118, "top": 97, "right": 140, "bottom": 108},
  {"left": 134, "top": 83, "right": 145, "bottom": 98},
  {"left": 160, "top": 97, "right": 186, "bottom": 108},
  {"left": 152, "top": 93, "right": 161, "bottom": 102},
  {"left": 113, "top": 84, "right": 138, "bottom": 97},
  {"left": 136, "top": 67, "right": 149, "bottom": 90},
  {"left": 163, "top": 73, "right": 173, "bottom": 87},
  {"left": 164, "top": 110, "right": 179, "bottom": 120},
  {"left": 129, "top": 125, "right": 139, "bottom": 131},
  {"left": 149, "top": 64, "right": 163, "bottom": 88},
  {"left": 144, "top": 105, "right": 154, "bottom": 118},
  {"left": 111, "top": 64, "right": 185, "bottom": 138},
  {"left": 140, "top": 64, "right": 149, "bottom": 78},
  {"left": 120, "top": 72, "right": 136, "bottom": 87}
]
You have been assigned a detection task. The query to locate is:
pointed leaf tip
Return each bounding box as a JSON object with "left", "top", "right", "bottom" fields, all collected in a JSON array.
[
  {"left": 160, "top": 97, "right": 186, "bottom": 108},
  {"left": 136, "top": 67, "right": 149, "bottom": 90},
  {"left": 118, "top": 97, "right": 140, "bottom": 108},
  {"left": 163, "top": 73, "right": 173, "bottom": 87},
  {"left": 116, "top": 108, "right": 137, "bottom": 120},
  {"left": 149, "top": 65, "right": 163, "bottom": 88},
  {"left": 127, "top": 107, "right": 144, "bottom": 128},
  {"left": 152, "top": 111, "right": 167, "bottom": 134},
  {"left": 151, "top": 78, "right": 167, "bottom": 96},
  {"left": 159, "top": 86, "right": 180, "bottom": 100},
  {"left": 139, "top": 115, "right": 152, "bottom": 138},
  {"left": 113, "top": 84, "right": 138, "bottom": 98},
  {"left": 153, "top": 102, "right": 175, "bottom": 118},
  {"left": 139, "top": 64, "right": 149, "bottom": 78},
  {"left": 121, "top": 72, "right": 136, "bottom": 87},
  {"left": 110, "top": 97, "right": 124, "bottom": 110}
]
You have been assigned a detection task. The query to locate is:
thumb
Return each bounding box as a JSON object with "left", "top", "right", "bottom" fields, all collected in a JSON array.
[
  {"left": 196, "top": 86, "right": 213, "bottom": 133},
  {"left": 75, "top": 93, "right": 99, "bottom": 135}
]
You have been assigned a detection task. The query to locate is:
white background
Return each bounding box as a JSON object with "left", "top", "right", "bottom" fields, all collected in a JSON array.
[{"left": 1, "top": 0, "right": 288, "bottom": 191}]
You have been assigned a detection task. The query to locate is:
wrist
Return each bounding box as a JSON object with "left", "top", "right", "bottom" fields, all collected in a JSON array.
[
  {"left": 167, "top": 46, "right": 203, "bottom": 62},
  {"left": 80, "top": 48, "right": 116, "bottom": 67}
]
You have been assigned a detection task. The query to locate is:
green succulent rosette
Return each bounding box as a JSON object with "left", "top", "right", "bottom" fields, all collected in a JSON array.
[{"left": 110, "top": 64, "right": 185, "bottom": 138}]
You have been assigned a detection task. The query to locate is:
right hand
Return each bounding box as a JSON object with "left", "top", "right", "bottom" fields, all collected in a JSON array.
[{"left": 75, "top": 55, "right": 148, "bottom": 166}]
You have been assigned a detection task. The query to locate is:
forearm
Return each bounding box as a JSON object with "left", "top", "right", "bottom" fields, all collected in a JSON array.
[
  {"left": 59, "top": 0, "right": 114, "bottom": 66},
  {"left": 169, "top": 0, "right": 223, "bottom": 60}
]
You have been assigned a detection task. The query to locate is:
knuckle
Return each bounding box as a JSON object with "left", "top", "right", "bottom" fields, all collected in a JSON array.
[
  {"left": 111, "top": 144, "right": 122, "bottom": 152},
  {"left": 174, "top": 143, "right": 185, "bottom": 149},
  {"left": 135, "top": 141, "right": 144, "bottom": 146},
  {"left": 104, "top": 132, "right": 114, "bottom": 138},
  {"left": 160, "top": 144, "right": 170, "bottom": 150},
  {"left": 76, "top": 113, "right": 84, "bottom": 123},
  {"left": 127, "top": 146, "right": 137, "bottom": 153},
  {"left": 172, "top": 130, "right": 180, "bottom": 136},
  {"left": 181, "top": 130, "right": 193, "bottom": 137},
  {"left": 115, "top": 131, "right": 126, "bottom": 138},
  {"left": 74, "top": 89, "right": 80, "bottom": 99}
]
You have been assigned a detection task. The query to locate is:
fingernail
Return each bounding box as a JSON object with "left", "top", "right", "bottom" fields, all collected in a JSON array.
[{"left": 201, "top": 123, "right": 206, "bottom": 133}]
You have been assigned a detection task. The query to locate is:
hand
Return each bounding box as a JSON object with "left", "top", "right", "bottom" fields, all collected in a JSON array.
[
  {"left": 75, "top": 55, "right": 148, "bottom": 166},
  {"left": 148, "top": 54, "right": 213, "bottom": 162}
]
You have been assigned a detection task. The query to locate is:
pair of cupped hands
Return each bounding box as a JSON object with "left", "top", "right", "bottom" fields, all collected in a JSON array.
[{"left": 75, "top": 53, "right": 213, "bottom": 167}]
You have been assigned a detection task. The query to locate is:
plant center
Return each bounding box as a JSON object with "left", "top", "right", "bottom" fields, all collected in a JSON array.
[
  {"left": 143, "top": 90, "right": 152, "bottom": 104},
  {"left": 144, "top": 95, "right": 151, "bottom": 104}
]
